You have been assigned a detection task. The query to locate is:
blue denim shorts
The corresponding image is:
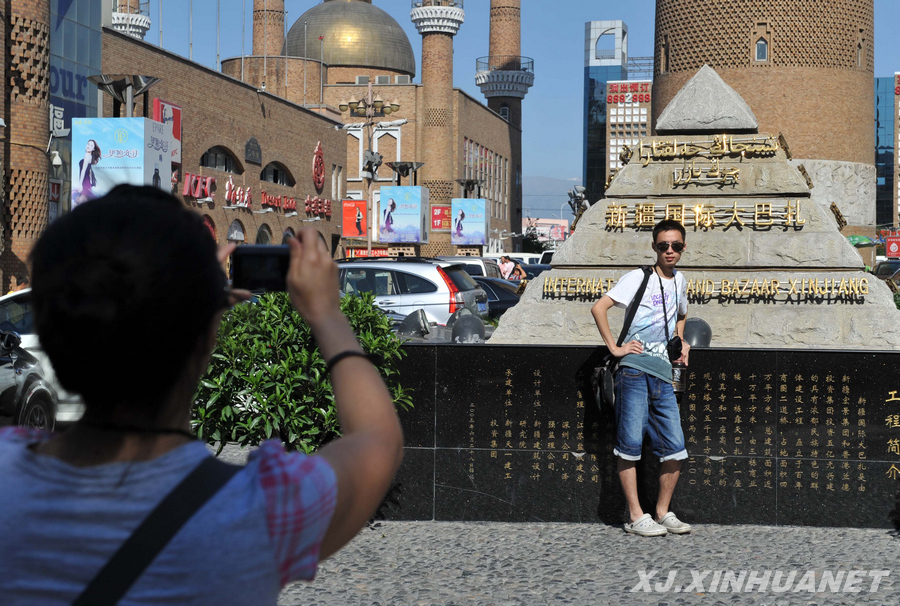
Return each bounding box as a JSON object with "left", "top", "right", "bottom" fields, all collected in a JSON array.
[{"left": 613, "top": 366, "right": 688, "bottom": 462}]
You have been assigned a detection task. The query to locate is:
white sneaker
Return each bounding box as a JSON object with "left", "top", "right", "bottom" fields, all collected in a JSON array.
[
  {"left": 657, "top": 512, "right": 692, "bottom": 534},
  {"left": 624, "top": 513, "right": 668, "bottom": 537}
]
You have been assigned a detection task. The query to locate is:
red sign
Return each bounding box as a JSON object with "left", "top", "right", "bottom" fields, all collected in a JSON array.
[
  {"left": 342, "top": 199, "right": 368, "bottom": 238},
  {"left": 351, "top": 248, "right": 389, "bottom": 258},
  {"left": 224, "top": 176, "right": 252, "bottom": 208},
  {"left": 49, "top": 180, "right": 61, "bottom": 203},
  {"left": 312, "top": 141, "right": 325, "bottom": 192},
  {"left": 431, "top": 204, "right": 452, "bottom": 231},
  {"left": 260, "top": 191, "right": 296, "bottom": 210},
  {"left": 304, "top": 195, "right": 332, "bottom": 217},
  {"left": 886, "top": 237, "right": 900, "bottom": 258},
  {"left": 183, "top": 172, "right": 216, "bottom": 200}
]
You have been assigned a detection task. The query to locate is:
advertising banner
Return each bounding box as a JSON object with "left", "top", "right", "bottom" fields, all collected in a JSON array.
[
  {"left": 71, "top": 118, "right": 173, "bottom": 208},
  {"left": 886, "top": 236, "right": 900, "bottom": 258},
  {"left": 450, "top": 198, "right": 488, "bottom": 246},
  {"left": 342, "top": 199, "right": 368, "bottom": 239},
  {"left": 152, "top": 98, "right": 182, "bottom": 164},
  {"left": 379, "top": 186, "right": 429, "bottom": 244},
  {"left": 431, "top": 204, "right": 452, "bottom": 232}
]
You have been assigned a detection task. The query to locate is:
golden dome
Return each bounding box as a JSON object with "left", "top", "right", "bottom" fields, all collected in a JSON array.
[{"left": 285, "top": 0, "right": 416, "bottom": 76}]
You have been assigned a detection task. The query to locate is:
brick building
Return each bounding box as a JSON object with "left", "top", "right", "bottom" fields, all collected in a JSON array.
[
  {"left": 221, "top": 0, "right": 532, "bottom": 256},
  {"left": 102, "top": 28, "right": 348, "bottom": 252},
  {"left": 653, "top": 0, "right": 876, "bottom": 236}
]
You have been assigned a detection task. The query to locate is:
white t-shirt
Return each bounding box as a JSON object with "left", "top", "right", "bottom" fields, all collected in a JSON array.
[{"left": 606, "top": 267, "right": 688, "bottom": 382}]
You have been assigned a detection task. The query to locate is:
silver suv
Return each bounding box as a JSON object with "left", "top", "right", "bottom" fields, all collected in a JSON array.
[{"left": 338, "top": 258, "right": 488, "bottom": 325}]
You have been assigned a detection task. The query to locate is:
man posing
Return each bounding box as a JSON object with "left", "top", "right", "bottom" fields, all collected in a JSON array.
[{"left": 591, "top": 219, "right": 691, "bottom": 537}]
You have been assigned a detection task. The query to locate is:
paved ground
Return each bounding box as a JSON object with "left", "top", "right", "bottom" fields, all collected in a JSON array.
[
  {"left": 214, "top": 446, "right": 899, "bottom": 606},
  {"left": 277, "top": 521, "right": 899, "bottom": 606}
]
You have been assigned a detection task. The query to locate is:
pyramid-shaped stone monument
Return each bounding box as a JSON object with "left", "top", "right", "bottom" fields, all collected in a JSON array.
[{"left": 491, "top": 66, "right": 900, "bottom": 348}]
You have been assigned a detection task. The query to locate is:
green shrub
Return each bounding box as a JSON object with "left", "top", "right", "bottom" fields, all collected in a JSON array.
[
  {"left": 894, "top": 292, "right": 900, "bottom": 311},
  {"left": 192, "top": 291, "right": 412, "bottom": 454}
]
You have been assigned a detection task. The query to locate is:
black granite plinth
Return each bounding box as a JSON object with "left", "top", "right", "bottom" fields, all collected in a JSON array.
[{"left": 387, "top": 344, "right": 900, "bottom": 528}]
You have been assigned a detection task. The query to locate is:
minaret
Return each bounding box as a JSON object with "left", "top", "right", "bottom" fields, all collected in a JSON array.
[
  {"left": 253, "top": 0, "right": 285, "bottom": 57},
  {"left": 475, "top": 0, "right": 533, "bottom": 128},
  {"left": 111, "top": 0, "right": 151, "bottom": 40},
  {"left": 411, "top": 0, "right": 465, "bottom": 212}
]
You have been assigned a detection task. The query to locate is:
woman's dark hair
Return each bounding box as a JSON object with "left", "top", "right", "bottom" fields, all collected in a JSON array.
[
  {"left": 30, "top": 185, "right": 225, "bottom": 413},
  {"left": 88, "top": 139, "right": 101, "bottom": 165}
]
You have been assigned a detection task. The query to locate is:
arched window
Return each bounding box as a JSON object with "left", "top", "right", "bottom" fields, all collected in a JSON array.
[
  {"left": 260, "top": 162, "right": 295, "bottom": 186},
  {"left": 499, "top": 104, "right": 510, "bottom": 121},
  {"left": 202, "top": 215, "right": 216, "bottom": 242},
  {"left": 200, "top": 146, "right": 242, "bottom": 174},
  {"left": 255, "top": 224, "right": 273, "bottom": 245},
  {"left": 226, "top": 219, "right": 245, "bottom": 243},
  {"left": 755, "top": 38, "right": 768, "bottom": 62},
  {"left": 281, "top": 228, "right": 296, "bottom": 244}
]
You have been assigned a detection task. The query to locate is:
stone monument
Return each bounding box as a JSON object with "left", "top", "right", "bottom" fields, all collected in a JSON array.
[{"left": 492, "top": 66, "right": 900, "bottom": 348}]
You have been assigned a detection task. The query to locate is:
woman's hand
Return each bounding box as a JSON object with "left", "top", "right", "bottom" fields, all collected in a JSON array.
[{"left": 286, "top": 228, "right": 341, "bottom": 324}]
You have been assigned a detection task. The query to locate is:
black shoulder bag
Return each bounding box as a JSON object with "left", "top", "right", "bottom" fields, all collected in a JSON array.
[
  {"left": 592, "top": 266, "right": 653, "bottom": 413},
  {"left": 72, "top": 456, "right": 240, "bottom": 606}
]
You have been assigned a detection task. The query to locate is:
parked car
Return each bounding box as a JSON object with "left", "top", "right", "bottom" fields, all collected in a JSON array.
[
  {"left": 539, "top": 250, "right": 554, "bottom": 264},
  {"left": 484, "top": 252, "right": 543, "bottom": 265},
  {"left": 337, "top": 257, "right": 488, "bottom": 325},
  {"left": 872, "top": 260, "right": 900, "bottom": 279},
  {"left": 0, "top": 289, "right": 83, "bottom": 428},
  {"left": 0, "top": 330, "right": 59, "bottom": 431},
  {"left": 437, "top": 256, "right": 502, "bottom": 279},
  {"left": 472, "top": 276, "right": 521, "bottom": 319}
]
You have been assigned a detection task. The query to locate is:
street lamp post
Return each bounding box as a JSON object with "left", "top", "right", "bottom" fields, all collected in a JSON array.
[{"left": 339, "top": 83, "right": 400, "bottom": 255}]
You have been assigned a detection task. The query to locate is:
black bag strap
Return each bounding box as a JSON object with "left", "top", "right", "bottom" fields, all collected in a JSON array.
[
  {"left": 73, "top": 456, "right": 240, "bottom": 606},
  {"left": 615, "top": 266, "right": 653, "bottom": 348},
  {"left": 656, "top": 265, "right": 678, "bottom": 343}
]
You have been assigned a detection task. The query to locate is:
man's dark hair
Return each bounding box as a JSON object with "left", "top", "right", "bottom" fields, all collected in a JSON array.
[
  {"left": 653, "top": 219, "right": 686, "bottom": 242},
  {"left": 29, "top": 185, "right": 225, "bottom": 412}
]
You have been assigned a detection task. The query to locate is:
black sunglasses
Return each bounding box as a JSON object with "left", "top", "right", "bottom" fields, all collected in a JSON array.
[{"left": 654, "top": 241, "right": 685, "bottom": 253}]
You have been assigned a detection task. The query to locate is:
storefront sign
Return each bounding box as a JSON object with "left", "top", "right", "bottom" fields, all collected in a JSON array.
[
  {"left": 260, "top": 191, "right": 296, "bottom": 210},
  {"left": 312, "top": 141, "right": 325, "bottom": 192},
  {"left": 431, "top": 204, "right": 452, "bottom": 232},
  {"left": 152, "top": 98, "right": 182, "bottom": 164},
  {"left": 342, "top": 199, "right": 368, "bottom": 239},
  {"left": 50, "top": 104, "right": 70, "bottom": 137},
  {"left": 245, "top": 137, "right": 262, "bottom": 165},
  {"left": 49, "top": 179, "right": 61, "bottom": 223},
  {"left": 182, "top": 172, "right": 216, "bottom": 200},
  {"left": 450, "top": 199, "right": 488, "bottom": 246},
  {"left": 304, "top": 195, "right": 332, "bottom": 217},
  {"left": 224, "top": 175, "right": 252, "bottom": 208}
]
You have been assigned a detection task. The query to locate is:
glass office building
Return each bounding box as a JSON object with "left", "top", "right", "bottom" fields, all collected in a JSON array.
[
  {"left": 874, "top": 76, "right": 896, "bottom": 228},
  {"left": 583, "top": 21, "right": 628, "bottom": 203}
]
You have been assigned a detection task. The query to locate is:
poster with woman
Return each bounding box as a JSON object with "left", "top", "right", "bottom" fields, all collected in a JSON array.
[
  {"left": 378, "top": 186, "right": 429, "bottom": 244},
  {"left": 450, "top": 199, "right": 487, "bottom": 245}
]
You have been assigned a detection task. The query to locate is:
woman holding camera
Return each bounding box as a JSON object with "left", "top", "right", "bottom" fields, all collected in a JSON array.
[{"left": 0, "top": 186, "right": 403, "bottom": 603}]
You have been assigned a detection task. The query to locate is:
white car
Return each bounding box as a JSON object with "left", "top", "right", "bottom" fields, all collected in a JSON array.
[{"left": 0, "top": 289, "right": 84, "bottom": 426}]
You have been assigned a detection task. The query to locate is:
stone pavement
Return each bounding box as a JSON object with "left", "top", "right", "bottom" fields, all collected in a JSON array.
[{"left": 278, "top": 521, "right": 899, "bottom": 606}]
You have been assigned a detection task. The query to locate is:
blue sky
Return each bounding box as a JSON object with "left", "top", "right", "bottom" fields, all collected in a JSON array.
[{"left": 148, "top": 0, "right": 899, "bottom": 216}]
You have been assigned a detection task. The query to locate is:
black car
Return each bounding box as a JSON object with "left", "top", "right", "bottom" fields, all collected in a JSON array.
[
  {"left": 473, "top": 276, "right": 521, "bottom": 319},
  {"left": 0, "top": 331, "right": 58, "bottom": 431},
  {"left": 522, "top": 264, "right": 552, "bottom": 280}
]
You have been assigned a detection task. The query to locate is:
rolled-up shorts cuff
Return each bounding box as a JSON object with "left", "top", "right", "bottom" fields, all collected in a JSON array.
[
  {"left": 659, "top": 449, "right": 688, "bottom": 462},
  {"left": 613, "top": 448, "right": 642, "bottom": 461}
]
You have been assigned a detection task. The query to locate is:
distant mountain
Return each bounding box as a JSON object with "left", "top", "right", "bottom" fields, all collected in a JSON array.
[{"left": 522, "top": 176, "right": 583, "bottom": 220}]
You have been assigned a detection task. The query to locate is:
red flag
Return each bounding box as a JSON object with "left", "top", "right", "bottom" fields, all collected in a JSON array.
[{"left": 318, "top": 35, "right": 324, "bottom": 41}]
